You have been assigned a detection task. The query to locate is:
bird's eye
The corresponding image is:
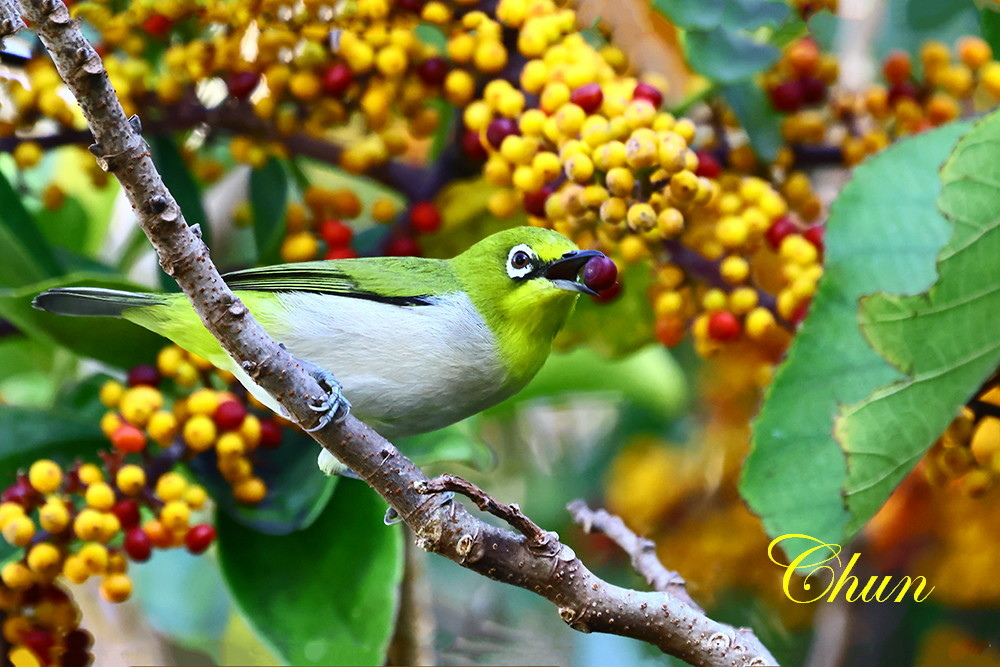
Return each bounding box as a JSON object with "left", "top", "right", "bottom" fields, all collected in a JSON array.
[{"left": 506, "top": 244, "right": 536, "bottom": 279}]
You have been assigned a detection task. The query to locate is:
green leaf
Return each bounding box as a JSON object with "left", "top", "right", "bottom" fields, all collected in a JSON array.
[
  {"left": 0, "top": 170, "right": 62, "bottom": 286},
  {"left": 685, "top": 27, "right": 781, "bottom": 84},
  {"left": 651, "top": 0, "right": 724, "bottom": 30},
  {"left": 250, "top": 158, "right": 290, "bottom": 265},
  {"left": 34, "top": 196, "right": 89, "bottom": 257},
  {"left": 217, "top": 481, "right": 403, "bottom": 666},
  {"left": 741, "top": 122, "right": 972, "bottom": 560},
  {"left": 980, "top": 7, "right": 1000, "bottom": 58},
  {"left": 0, "top": 274, "right": 167, "bottom": 369},
  {"left": 837, "top": 111, "right": 1000, "bottom": 534},
  {"left": 150, "top": 135, "right": 209, "bottom": 290},
  {"left": 722, "top": 80, "right": 785, "bottom": 162},
  {"left": 187, "top": 428, "right": 337, "bottom": 535},
  {"left": 722, "top": 0, "right": 790, "bottom": 30},
  {"left": 0, "top": 404, "right": 105, "bottom": 485}
]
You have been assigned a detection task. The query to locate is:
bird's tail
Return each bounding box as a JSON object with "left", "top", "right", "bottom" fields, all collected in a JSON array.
[{"left": 32, "top": 287, "right": 167, "bottom": 318}]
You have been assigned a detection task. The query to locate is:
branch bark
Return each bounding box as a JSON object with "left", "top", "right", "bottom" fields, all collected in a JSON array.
[{"left": 6, "top": 2, "right": 778, "bottom": 665}]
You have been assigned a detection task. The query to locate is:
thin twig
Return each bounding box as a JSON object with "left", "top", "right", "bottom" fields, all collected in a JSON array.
[
  {"left": 568, "top": 500, "right": 703, "bottom": 613},
  {"left": 7, "top": 2, "right": 778, "bottom": 665}
]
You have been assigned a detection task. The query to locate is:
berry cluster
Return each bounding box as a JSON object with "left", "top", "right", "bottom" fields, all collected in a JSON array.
[
  {"left": 922, "top": 379, "right": 1000, "bottom": 498},
  {"left": 0, "top": 581, "right": 92, "bottom": 667}
]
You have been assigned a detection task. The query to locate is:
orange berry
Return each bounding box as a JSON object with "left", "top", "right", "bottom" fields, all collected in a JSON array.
[
  {"left": 957, "top": 36, "right": 992, "bottom": 69},
  {"left": 882, "top": 50, "right": 912, "bottom": 84}
]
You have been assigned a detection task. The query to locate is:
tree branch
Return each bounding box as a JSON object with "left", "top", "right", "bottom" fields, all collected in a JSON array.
[
  {"left": 8, "top": 2, "right": 777, "bottom": 665},
  {"left": 568, "top": 500, "right": 703, "bottom": 612}
]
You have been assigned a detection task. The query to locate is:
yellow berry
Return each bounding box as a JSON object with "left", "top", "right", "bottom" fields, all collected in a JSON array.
[
  {"left": 13, "top": 141, "right": 43, "bottom": 169},
  {"left": 656, "top": 207, "right": 684, "bottom": 237},
  {"left": 28, "top": 460, "right": 62, "bottom": 495},
  {"left": 605, "top": 167, "right": 635, "bottom": 197},
  {"left": 183, "top": 414, "right": 217, "bottom": 452},
  {"left": 280, "top": 231, "right": 319, "bottom": 262},
  {"left": 63, "top": 555, "right": 90, "bottom": 584},
  {"left": 155, "top": 472, "right": 187, "bottom": 502},
  {"left": 600, "top": 197, "right": 628, "bottom": 224},
  {"left": 26, "top": 543, "right": 61, "bottom": 574},
  {"left": 619, "top": 235, "right": 649, "bottom": 264},
  {"left": 564, "top": 154, "right": 594, "bottom": 183},
  {"left": 185, "top": 485, "right": 208, "bottom": 510},
  {"left": 444, "top": 70, "right": 475, "bottom": 106},
  {"left": 85, "top": 482, "right": 115, "bottom": 511},
  {"left": 119, "top": 386, "right": 164, "bottom": 427},
  {"left": 0, "top": 502, "right": 24, "bottom": 529},
  {"left": 554, "top": 103, "right": 586, "bottom": 136},
  {"left": 73, "top": 508, "right": 104, "bottom": 542},
  {"left": 0, "top": 562, "right": 32, "bottom": 589},
  {"left": 593, "top": 141, "right": 627, "bottom": 171},
  {"left": 233, "top": 477, "right": 268, "bottom": 504},
  {"left": 3, "top": 515, "right": 34, "bottom": 547},
  {"left": 729, "top": 287, "right": 759, "bottom": 314},
  {"left": 702, "top": 288, "right": 728, "bottom": 312},
  {"left": 626, "top": 203, "right": 656, "bottom": 231},
  {"left": 116, "top": 464, "right": 147, "bottom": 496},
  {"left": 100, "top": 573, "right": 132, "bottom": 603},
  {"left": 239, "top": 415, "right": 262, "bottom": 449},
  {"left": 160, "top": 501, "right": 190, "bottom": 532},
  {"left": 746, "top": 307, "right": 776, "bottom": 339},
  {"left": 78, "top": 463, "right": 103, "bottom": 485},
  {"left": 78, "top": 542, "right": 109, "bottom": 574},
  {"left": 655, "top": 291, "right": 684, "bottom": 316},
  {"left": 99, "top": 380, "right": 125, "bottom": 408},
  {"left": 147, "top": 410, "right": 178, "bottom": 445}
]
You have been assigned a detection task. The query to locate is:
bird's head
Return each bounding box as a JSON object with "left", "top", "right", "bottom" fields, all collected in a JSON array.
[{"left": 452, "top": 227, "right": 606, "bottom": 351}]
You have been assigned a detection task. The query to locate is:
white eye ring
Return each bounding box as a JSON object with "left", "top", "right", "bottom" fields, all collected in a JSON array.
[{"left": 506, "top": 244, "right": 536, "bottom": 279}]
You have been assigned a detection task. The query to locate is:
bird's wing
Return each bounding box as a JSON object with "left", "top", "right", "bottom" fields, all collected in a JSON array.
[{"left": 223, "top": 256, "right": 457, "bottom": 306}]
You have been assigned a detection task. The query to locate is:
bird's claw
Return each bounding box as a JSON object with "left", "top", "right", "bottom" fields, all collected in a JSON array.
[{"left": 303, "top": 368, "right": 351, "bottom": 433}]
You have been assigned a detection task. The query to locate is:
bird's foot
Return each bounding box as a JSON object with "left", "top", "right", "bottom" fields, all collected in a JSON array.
[{"left": 302, "top": 366, "right": 351, "bottom": 433}]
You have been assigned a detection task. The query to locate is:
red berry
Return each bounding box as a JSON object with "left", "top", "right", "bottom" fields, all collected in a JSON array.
[
  {"left": 486, "top": 117, "right": 519, "bottom": 149},
  {"left": 127, "top": 364, "right": 160, "bottom": 387},
  {"left": 462, "top": 129, "right": 488, "bottom": 162},
  {"left": 259, "top": 419, "right": 283, "bottom": 449},
  {"left": 707, "top": 311, "right": 742, "bottom": 342},
  {"left": 65, "top": 629, "right": 92, "bottom": 652},
  {"left": 227, "top": 71, "right": 261, "bottom": 100},
  {"left": 694, "top": 150, "right": 722, "bottom": 179},
  {"left": 417, "top": 57, "right": 448, "bottom": 86},
  {"left": 887, "top": 81, "right": 918, "bottom": 106},
  {"left": 185, "top": 524, "right": 216, "bottom": 554},
  {"left": 799, "top": 76, "right": 826, "bottom": 105},
  {"left": 882, "top": 50, "right": 912, "bottom": 85},
  {"left": 591, "top": 281, "right": 622, "bottom": 304},
  {"left": 769, "top": 80, "right": 803, "bottom": 113},
  {"left": 214, "top": 400, "right": 247, "bottom": 431},
  {"left": 112, "top": 424, "right": 147, "bottom": 454},
  {"left": 2, "top": 476, "right": 35, "bottom": 505},
  {"left": 124, "top": 528, "right": 153, "bottom": 562},
  {"left": 385, "top": 236, "right": 422, "bottom": 256},
  {"left": 633, "top": 82, "right": 663, "bottom": 108},
  {"left": 112, "top": 499, "right": 141, "bottom": 530},
  {"left": 324, "top": 246, "right": 357, "bottom": 260},
  {"left": 396, "top": 0, "right": 424, "bottom": 11},
  {"left": 804, "top": 224, "right": 825, "bottom": 254},
  {"left": 142, "top": 14, "right": 172, "bottom": 38},
  {"left": 765, "top": 216, "right": 798, "bottom": 250},
  {"left": 522, "top": 186, "right": 553, "bottom": 217},
  {"left": 23, "top": 629, "right": 55, "bottom": 659},
  {"left": 791, "top": 300, "right": 812, "bottom": 326},
  {"left": 409, "top": 201, "right": 441, "bottom": 234},
  {"left": 321, "top": 63, "right": 353, "bottom": 96},
  {"left": 570, "top": 83, "right": 603, "bottom": 113},
  {"left": 583, "top": 255, "right": 618, "bottom": 292},
  {"left": 319, "top": 219, "right": 353, "bottom": 247}
]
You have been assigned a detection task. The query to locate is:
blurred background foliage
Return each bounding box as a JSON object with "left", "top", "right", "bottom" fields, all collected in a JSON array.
[{"left": 0, "top": 0, "right": 999, "bottom": 665}]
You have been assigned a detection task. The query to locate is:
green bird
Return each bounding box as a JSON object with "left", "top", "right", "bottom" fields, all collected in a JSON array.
[{"left": 33, "top": 227, "right": 607, "bottom": 472}]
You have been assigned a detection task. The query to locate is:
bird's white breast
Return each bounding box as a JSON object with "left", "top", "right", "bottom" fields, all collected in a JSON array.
[{"left": 244, "top": 291, "right": 509, "bottom": 438}]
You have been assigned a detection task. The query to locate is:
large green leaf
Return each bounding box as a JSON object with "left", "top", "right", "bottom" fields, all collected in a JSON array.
[
  {"left": 34, "top": 196, "right": 89, "bottom": 257},
  {"left": 0, "top": 274, "right": 167, "bottom": 369},
  {"left": 250, "top": 158, "right": 290, "bottom": 265},
  {"left": 837, "top": 111, "right": 1000, "bottom": 533},
  {"left": 741, "top": 122, "right": 972, "bottom": 559},
  {"left": 685, "top": 26, "right": 781, "bottom": 85},
  {"left": 722, "top": 80, "right": 785, "bottom": 162},
  {"left": 651, "top": 0, "right": 724, "bottom": 30},
  {"left": 187, "top": 428, "right": 336, "bottom": 535},
  {"left": 0, "top": 170, "right": 62, "bottom": 286},
  {"left": 217, "top": 481, "right": 403, "bottom": 666},
  {"left": 0, "top": 404, "right": 105, "bottom": 483}
]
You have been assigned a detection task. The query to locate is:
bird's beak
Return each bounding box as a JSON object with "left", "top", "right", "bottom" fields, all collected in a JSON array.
[{"left": 544, "top": 249, "right": 605, "bottom": 296}]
